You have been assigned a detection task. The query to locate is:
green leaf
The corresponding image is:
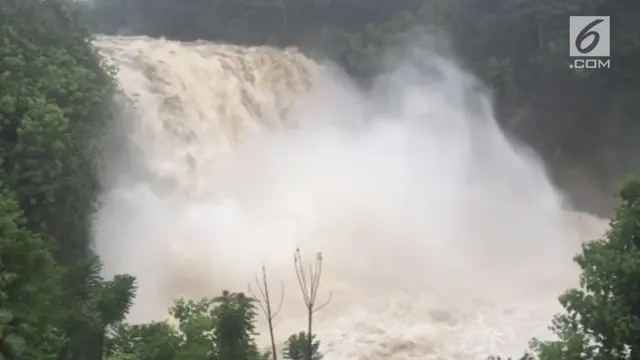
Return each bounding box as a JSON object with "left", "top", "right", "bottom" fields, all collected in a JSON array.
[
  {"left": 0, "top": 309, "right": 12, "bottom": 325},
  {"left": 4, "top": 334, "right": 25, "bottom": 355}
]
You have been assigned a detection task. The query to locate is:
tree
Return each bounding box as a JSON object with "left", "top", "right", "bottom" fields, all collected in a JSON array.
[
  {"left": 57, "top": 258, "right": 137, "bottom": 360},
  {"left": 104, "top": 256, "right": 333, "bottom": 360},
  {"left": 107, "top": 292, "right": 266, "bottom": 360},
  {"left": 0, "top": 0, "right": 117, "bottom": 267},
  {"left": 282, "top": 332, "right": 322, "bottom": 360},
  {"left": 250, "top": 266, "right": 285, "bottom": 360},
  {"left": 210, "top": 291, "right": 261, "bottom": 360},
  {"left": 0, "top": 186, "right": 64, "bottom": 360},
  {"left": 293, "top": 248, "right": 331, "bottom": 360},
  {"left": 527, "top": 175, "right": 640, "bottom": 359},
  {"left": 106, "top": 321, "right": 181, "bottom": 360},
  {"left": 1, "top": 2, "right": 130, "bottom": 357}
]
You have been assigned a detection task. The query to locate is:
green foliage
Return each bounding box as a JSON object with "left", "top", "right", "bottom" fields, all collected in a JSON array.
[
  {"left": 107, "top": 321, "right": 181, "bottom": 360},
  {"left": 107, "top": 292, "right": 267, "bottom": 360},
  {"left": 283, "top": 332, "right": 323, "bottom": 360},
  {"left": 1, "top": 0, "right": 115, "bottom": 266},
  {"left": 170, "top": 297, "right": 220, "bottom": 360},
  {"left": 523, "top": 176, "right": 640, "bottom": 360},
  {"left": 0, "top": 200, "right": 136, "bottom": 360},
  {"left": 106, "top": 290, "right": 329, "bottom": 360},
  {"left": 0, "top": 2, "right": 134, "bottom": 359},
  {"left": 57, "top": 257, "right": 137, "bottom": 359},
  {"left": 0, "top": 186, "right": 64, "bottom": 360},
  {"left": 486, "top": 355, "right": 534, "bottom": 360},
  {"left": 211, "top": 291, "right": 261, "bottom": 360},
  {"left": 0, "top": 309, "right": 26, "bottom": 360}
]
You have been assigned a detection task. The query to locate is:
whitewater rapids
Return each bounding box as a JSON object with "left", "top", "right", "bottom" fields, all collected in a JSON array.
[{"left": 92, "top": 35, "right": 609, "bottom": 359}]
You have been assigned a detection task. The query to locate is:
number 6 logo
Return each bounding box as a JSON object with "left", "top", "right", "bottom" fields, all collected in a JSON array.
[
  {"left": 575, "top": 19, "right": 604, "bottom": 54},
  {"left": 569, "top": 16, "right": 610, "bottom": 58}
]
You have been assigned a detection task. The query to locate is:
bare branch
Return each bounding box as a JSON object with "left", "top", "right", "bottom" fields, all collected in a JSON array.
[
  {"left": 294, "top": 248, "right": 311, "bottom": 305},
  {"left": 312, "top": 292, "right": 332, "bottom": 313},
  {"left": 272, "top": 282, "right": 285, "bottom": 318},
  {"left": 293, "top": 248, "right": 332, "bottom": 360},
  {"left": 250, "top": 265, "right": 283, "bottom": 360},
  {"left": 248, "top": 282, "right": 268, "bottom": 315}
]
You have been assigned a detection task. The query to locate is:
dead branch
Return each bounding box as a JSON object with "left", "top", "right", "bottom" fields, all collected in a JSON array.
[
  {"left": 249, "top": 265, "right": 284, "bottom": 360},
  {"left": 293, "top": 247, "right": 332, "bottom": 360}
]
